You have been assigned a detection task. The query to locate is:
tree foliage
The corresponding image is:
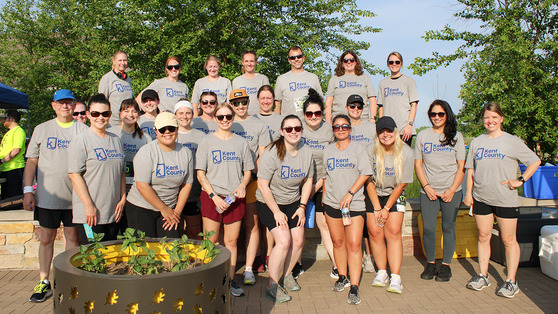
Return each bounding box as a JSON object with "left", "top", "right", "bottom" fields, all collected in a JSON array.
[
  {"left": 0, "top": 0, "right": 381, "bottom": 129},
  {"left": 409, "top": 0, "right": 558, "bottom": 162}
]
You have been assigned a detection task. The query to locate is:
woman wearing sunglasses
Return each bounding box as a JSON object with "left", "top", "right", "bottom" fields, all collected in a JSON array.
[
  {"left": 196, "top": 103, "right": 254, "bottom": 297},
  {"left": 257, "top": 115, "right": 313, "bottom": 303},
  {"left": 377, "top": 52, "right": 419, "bottom": 147},
  {"left": 191, "top": 91, "right": 219, "bottom": 135},
  {"left": 301, "top": 89, "right": 337, "bottom": 278},
  {"left": 137, "top": 56, "right": 193, "bottom": 115},
  {"left": 68, "top": 94, "right": 126, "bottom": 243},
  {"left": 232, "top": 51, "right": 270, "bottom": 116},
  {"left": 72, "top": 100, "right": 87, "bottom": 124},
  {"left": 414, "top": 100, "right": 466, "bottom": 282},
  {"left": 464, "top": 103, "right": 540, "bottom": 298},
  {"left": 254, "top": 85, "right": 284, "bottom": 141},
  {"left": 191, "top": 55, "right": 232, "bottom": 110},
  {"left": 325, "top": 51, "right": 377, "bottom": 124},
  {"left": 365, "top": 116, "right": 414, "bottom": 294},
  {"left": 323, "top": 114, "right": 372, "bottom": 305},
  {"left": 125, "top": 112, "right": 194, "bottom": 238}
]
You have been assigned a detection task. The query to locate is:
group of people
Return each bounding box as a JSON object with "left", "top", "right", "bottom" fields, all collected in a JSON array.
[{"left": 20, "top": 46, "right": 540, "bottom": 306}]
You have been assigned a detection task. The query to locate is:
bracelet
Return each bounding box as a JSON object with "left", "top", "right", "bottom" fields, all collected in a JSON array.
[
  {"left": 298, "top": 203, "right": 307, "bottom": 209},
  {"left": 348, "top": 190, "right": 355, "bottom": 196},
  {"left": 422, "top": 183, "right": 430, "bottom": 188},
  {"left": 23, "top": 186, "right": 34, "bottom": 194}
]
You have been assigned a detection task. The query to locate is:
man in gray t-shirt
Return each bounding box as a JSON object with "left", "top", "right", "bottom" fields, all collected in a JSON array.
[{"left": 232, "top": 73, "right": 270, "bottom": 116}]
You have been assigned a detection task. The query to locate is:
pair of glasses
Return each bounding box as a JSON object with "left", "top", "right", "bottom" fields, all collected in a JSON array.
[
  {"left": 72, "top": 111, "right": 86, "bottom": 116},
  {"left": 216, "top": 114, "right": 233, "bottom": 121},
  {"left": 232, "top": 100, "right": 248, "bottom": 107},
  {"left": 305, "top": 111, "right": 322, "bottom": 118},
  {"left": 283, "top": 126, "right": 302, "bottom": 133},
  {"left": 430, "top": 112, "right": 446, "bottom": 118},
  {"left": 201, "top": 100, "right": 217, "bottom": 105},
  {"left": 348, "top": 104, "right": 363, "bottom": 110},
  {"left": 166, "top": 64, "right": 181, "bottom": 70},
  {"left": 388, "top": 60, "right": 401, "bottom": 65},
  {"left": 288, "top": 54, "right": 304, "bottom": 60},
  {"left": 90, "top": 111, "right": 111, "bottom": 118},
  {"left": 343, "top": 58, "right": 355, "bottom": 63},
  {"left": 332, "top": 124, "right": 351, "bottom": 132},
  {"left": 158, "top": 126, "right": 177, "bottom": 133}
]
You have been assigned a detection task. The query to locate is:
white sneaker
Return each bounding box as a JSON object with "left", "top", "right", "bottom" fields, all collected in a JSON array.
[
  {"left": 363, "top": 255, "right": 375, "bottom": 273},
  {"left": 387, "top": 275, "right": 403, "bottom": 294},
  {"left": 371, "top": 270, "right": 389, "bottom": 287},
  {"left": 243, "top": 270, "right": 256, "bottom": 285}
]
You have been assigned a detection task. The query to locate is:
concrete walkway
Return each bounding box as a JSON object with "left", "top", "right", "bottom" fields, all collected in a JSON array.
[{"left": 2, "top": 256, "right": 557, "bottom": 313}]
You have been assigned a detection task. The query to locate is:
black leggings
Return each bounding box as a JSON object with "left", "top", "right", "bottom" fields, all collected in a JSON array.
[{"left": 125, "top": 201, "right": 181, "bottom": 238}]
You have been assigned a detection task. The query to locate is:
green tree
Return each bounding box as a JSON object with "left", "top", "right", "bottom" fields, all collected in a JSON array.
[
  {"left": 409, "top": 0, "right": 558, "bottom": 162},
  {"left": 0, "top": 0, "right": 381, "bottom": 129}
]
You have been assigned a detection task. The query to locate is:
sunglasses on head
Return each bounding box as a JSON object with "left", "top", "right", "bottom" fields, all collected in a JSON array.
[
  {"left": 201, "top": 100, "right": 217, "bottom": 105},
  {"left": 343, "top": 58, "right": 356, "bottom": 63},
  {"left": 288, "top": 54, "right": 304, "bottom": 60},
  {"left": 282, "top": 126, "right": 302, "bottom": 133},
  {"left": 348, "top": 104, "right": 363, "bottom": 110},
  {"left": 90, "top": 111, "right": 111, "bottom": 118},
  {"left": 304, "top": 110, "right": 322, "bottom": 119},
  {"left": 231, "top": 100, "right": 248, "bottom": 107},
  {"left": 158, "top": 126, "right": 177, "bottom": 133},
  {"left": 332, "top": 124, "right": 351, "bottom": 132},
  {"left": 216, "top": 114, "right": 233, "bottom": 121},
  {"left": 429, "top": 112, "right": 446, "bottom": 118},
  {"left": 166, "top": 64, "right": 181, "bottom": 70},
  {"left": 388, "top": 60, "right": 401, "bottom": 65},
  {"left": 72, "top": 111, "right": 86, "bottom": 116}
]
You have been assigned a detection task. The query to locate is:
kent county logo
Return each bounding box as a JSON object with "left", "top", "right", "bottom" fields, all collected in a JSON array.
[
  {"left": 289, "top": 82, "right": 297, "bottom": 92},
  {"left": 340, "top": 81, "right": 346, "bottom": 88},
  {"left": 156, "top": 163, "right": 165, "bottom": 178},
  {"left": 166, "top": 88, "right": 174, "bottom": 97},
  {"left": 212, "top": 150, "right": 222, "bottom": 164},
  {"left": 94, "top": 148, "right": 107, "bottom": 161},
  {"left": 424, "top": 143, "right": 433, "bottom": 154},
  {"left": 475, "top": 148, "right": 484, "bottom": 160},
  {"left": 116, "top": 83, "right": 124, "bottom": 92},
  {"left": 327, "top": 158, "right": 335, "bottom": 171},
  {"left": 47, "top": 137, "right": 57, "bottom": 150},
  {"left": 281, "top": 166, "right": 290, "bottom": 179}
]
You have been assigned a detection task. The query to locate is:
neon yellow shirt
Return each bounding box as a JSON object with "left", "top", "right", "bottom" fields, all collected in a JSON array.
[{"left": 0, "top": 126, "right": 26, "bottom": 171}]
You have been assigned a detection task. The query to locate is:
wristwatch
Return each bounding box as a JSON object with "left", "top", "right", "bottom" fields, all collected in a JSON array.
[
  {"left": 518, "top": 176, "right": 525, "bottom": 184},
  {"left": 208, "top": 192, "right": 216, "bottom": 199},
  {"left": 408, "top": 121, "right": 414, "bottom": 126}
]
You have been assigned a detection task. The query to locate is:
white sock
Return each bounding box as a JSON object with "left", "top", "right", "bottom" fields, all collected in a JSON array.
[{"left": 245, "top": 266, "right": 252, "bottom": 272}]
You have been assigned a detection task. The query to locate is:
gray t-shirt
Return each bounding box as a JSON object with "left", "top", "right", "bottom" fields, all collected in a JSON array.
[
  {"left": 377, "top": 74, "right": 419, "bottom": 133},
  {"left": 195, "top": 133, "right": 255, "bottom": 196},
  {"left": 127, "top": 141, "right": 194, "bottom": 211},
  {"left": 350, "top": 120, "right": 376, "bottom": 147},
  {"left": 415, "top": 128, "right": 466, "bottom": 193},
  {"left": 322, "top": 142, "right": 373, "bottom": 211},
  {"left": 326, "top": 74, "right": 376, "bottom": 120},
  {"left": 177, "top": 129, "right": 206, "bottom": 203},
  {"left": 98, "top": 71, "right": 134, "bottom": 126},
  {"left": 465, "top": 132, "right": 540, "bottom": 207},
  {"left": 256, "top": 143, "right": 314, "bottom": 205},
  {"left": 191, "top": 76, "right": 232, "bottom": 105},
  {"left": 107, "top": 126, "right": 152, "bottom": 185},
  {"left": 370, "top": 144, "right": 415, "bottom": 196},
  {"left": 68, "top": 129, "right": 125, "bottom": 224},
  {"left": 275, "top": 70, "right": 323, "bottom": 117},
  {"left": 138, "top": 115, "right": 157, "bottom": 140},
  {"left": 231, "top": 116, "right": 272, "bottom": 163},
  {"left": 232, "top": 74, "right": 270, "bottom": 116},
  {"left": 253, "top": 112, "right": 284, "bottom": 141},
  {"left": 26, "top": 119, "right": 88, "bottom": 209},
  {"left": 191, "top": 117, "right": 218, "bottom": 135},
  {"left": 146, "top": 77, "right": 189, "bottom": 113},
  {"left": 301, "top": 122, "right": 333, "bottom": 181}
]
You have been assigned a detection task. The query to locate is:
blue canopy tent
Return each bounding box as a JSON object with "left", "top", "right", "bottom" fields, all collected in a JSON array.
[{"left": 0, "top": 83, "right": 29, "bottom": 109}]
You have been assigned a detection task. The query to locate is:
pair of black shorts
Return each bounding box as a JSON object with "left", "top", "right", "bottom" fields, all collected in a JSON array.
[
  {"left": 34, "top": 206, "right": 77, "bottom": 229},
  {"left": 181, "top": 201, "right": 201, "bottom": 217},
  {"left": 365, "top": 195, "right": 399, "bottom": 213},
  {"left": 323, "top": 204, "right": 366, "bottom": 219},
  {"left": 257, "top": 201, "right": 302, "bottom": 231},
  {"left": 473, "top": 199, "right": 519, "bottom": 219}
]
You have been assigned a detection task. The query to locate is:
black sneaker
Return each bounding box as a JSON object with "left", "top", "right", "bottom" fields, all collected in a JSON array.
[
  {"left": 420, "top": 263, "right": 437, "bottom": 280},
  {"left": 29, "top": 280, "right": 52, "bottom": 303},
  {"left": 332, "top": 275, "right": 351, "bottom": 292},
  {"left": 436, "top": 264, "right": 452, "bottom": 282},
  {"left": 347, "top": 285, "right": 361, "bottom": 305},
  {"left": 292, "top": 262, "right": 304, "bottom": 279}
]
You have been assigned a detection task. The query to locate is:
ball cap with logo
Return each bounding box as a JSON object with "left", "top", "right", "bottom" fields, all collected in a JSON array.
[
  {"left": 376, "top": 116, "right": 397, "bottom": 133},
  {"left": 346, "top": 94, "right": 364, "bottom": 106},
  {"left": 229, "top": 89, "right": 249, "bottom": 101},
  {"left": 154, "top": 112, "right": 178, "bottom": 129},
  {"left": 53, "top": 89, "right": 76, "bottom": 101},
  {"left": 141, "top": 89, "right": 159, "bottom": 102}
]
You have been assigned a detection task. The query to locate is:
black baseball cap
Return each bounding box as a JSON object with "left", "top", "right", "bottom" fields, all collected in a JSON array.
[
  {"left": 376, "top": 116, "right": 397, "bottom": 133},
  {"left": 141, "top": 89, "right": 159, "bottom": 102},
  {"left": 346, "top": 94, "right": 364, "bottom": 106}
]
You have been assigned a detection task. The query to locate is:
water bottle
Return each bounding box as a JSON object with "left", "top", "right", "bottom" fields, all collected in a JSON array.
[
  {"left": 305, "top": 199, "right": 316, "bottom": 228},
  {"left": 341, "top": 205, "right": 351, "bottom": 226},
  {"left": 224, "top": 193, "right": 237, "bottom": 206}
]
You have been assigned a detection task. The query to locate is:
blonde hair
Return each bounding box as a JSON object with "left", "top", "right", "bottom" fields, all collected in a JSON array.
[
  {"left": 204, "top": 55, "right": 221, "bottom": 69},
  {"left": 373, "top": 128, "right": 404, "bottom": 187},
  {"left": 386, "top": 51, "right": 403, "bottom": 66}
]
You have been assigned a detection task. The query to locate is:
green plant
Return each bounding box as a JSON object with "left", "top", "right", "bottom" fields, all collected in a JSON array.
[
  {"left": 118, "top": 228, "right": 162, "bottom": 275},
  {"left": 72, "top": 232, "right": 107, "bottom": 273},
  {"left": 164, "top": 234, "right": 194, "bottom": 272},
  {"left": 198, "top": 230, "right": 220, "bottom": 264}
]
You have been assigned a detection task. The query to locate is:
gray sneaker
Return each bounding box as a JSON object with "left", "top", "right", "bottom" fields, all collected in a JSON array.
[
  {"left": 243, "top": 270, "right": 256, "bottom": 285},
  {"left": 497, "top": 280, "right": 519, "bottom": 298},
  {"left": 332, "top": 275, "right": 351, "bottom": 292},
  {"left": 363, "top": 255, "right": 375, "bottom": 273},
  {"left": 371, "top": 270, "right": 389, "bottom": 287},
  {"left": 466, "top": 274, "right": 491, "bottom": 291},
  {"left": 230, "top": 279, "right": 245, "bottom": 297},
  {"left": 347, "top": 285, "right": 361, "bottom": 305},
  {"left": 281, "top": 273, "right": 301, "bottom": 291},
  {"left": 265, "top": 283, "right": 292, "bottom": 303}
]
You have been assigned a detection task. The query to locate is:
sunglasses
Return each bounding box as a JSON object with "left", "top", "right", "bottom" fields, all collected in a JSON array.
[
  {"left": 72, "top": 111, "right": 86, "bottom": 116},
  {"left": 216, "top": 114, "right": 233, "bottom": 121},
  {"left": 304, "top": 110, "right": 322, "bottom": 119},
  {"left": 288, "top": 54, "right": 304, "bottom": 60},
  {"left": 388, "top": 60, "right": 401, "bottom": 65},
  {"left": 332, "top": 124, "right": 351, "bottom": 132},
  {"left": 158, "top": 126, "right": 177, "bottom": 133},
  {"left": 90, "top": 111, "right": 111, "bottom": 118},
  {"left": 282, "top": 126, "right": 302, "bottom": 133},
  {"left": 231, "top": 100, "right": 248, "bottom": 107},
  {"left": 166, "top": 64, "right": 181, "bottom": 70},
  {"left": 429, "top": 112, "right": 446, "bottom": 118},
  {"left": 348, "top": 104, "right": 363, "bottom": 110},
  {"left": 343, "top": 58, "right": 356, "bottom": 63},
  {"left": 201, "top": 100, "right": 217, "bottom": 105}
]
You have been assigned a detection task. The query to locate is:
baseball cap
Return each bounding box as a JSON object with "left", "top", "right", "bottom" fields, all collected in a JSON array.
[
  {"left": 154, "top": 112, "right": 178, "bottom": 130},
  {"left": 376, "top": 116, "right": 397, "bottom": 133},
  {"left": 53, "top": 89, "right": 76, "bottom": 101},
  {"left": 346, "top": 94, "right": 364, "bottom": 106},
  {"left": 174, "top": 100, "right": 194, "bottom": 113},
  {"left": 229, "top": 89, "right": 249, "bottom": 101},
  {"left": 141, "top": 89, "right": 159, "bottom": 102}
]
